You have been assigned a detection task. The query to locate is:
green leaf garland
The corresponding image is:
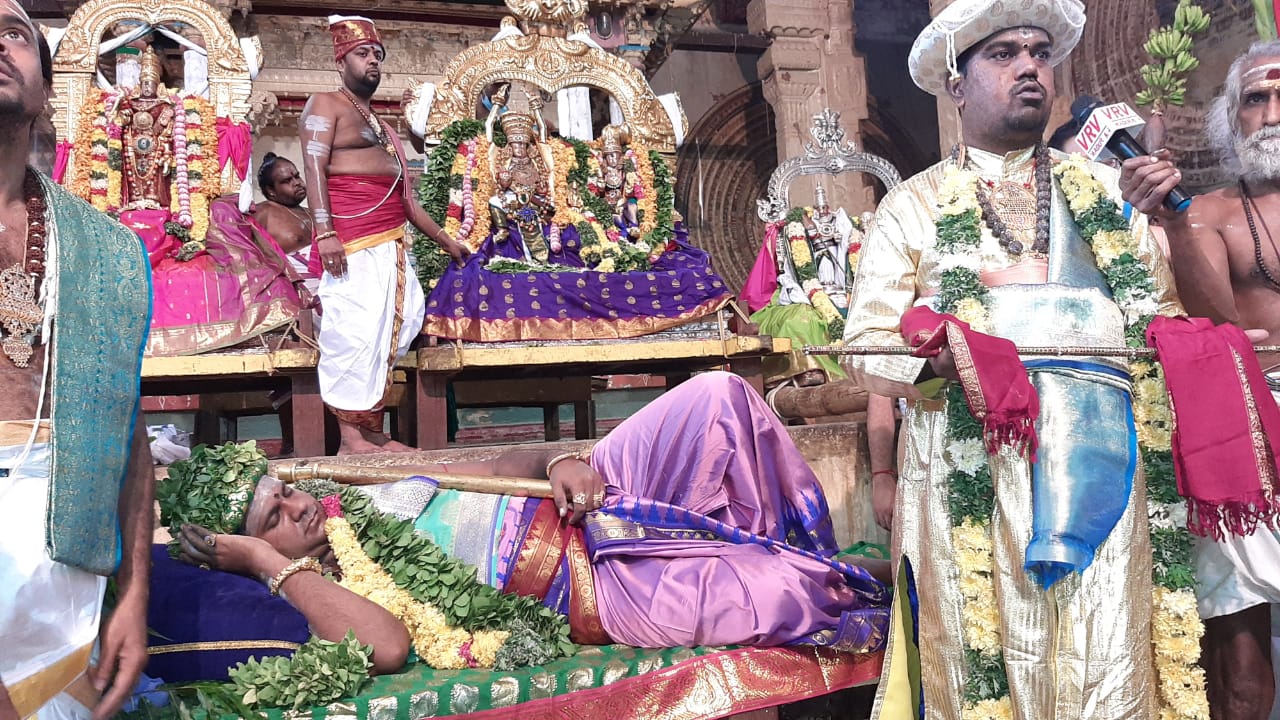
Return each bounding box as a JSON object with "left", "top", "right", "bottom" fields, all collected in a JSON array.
[{"left": 336, "top": 487, "right": 575, "bottom": 667}]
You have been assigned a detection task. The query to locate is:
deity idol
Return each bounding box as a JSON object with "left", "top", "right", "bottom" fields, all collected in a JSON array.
[
  {"left": 119, "top": 46, "right": 177, "bottom": 211},
  {"left": 591, "top": 124, "right": 641, "bottom": 236},
  {"left": 488, "top": 112, "right": 556, "bottom": 262},
  {"left": 799, "top": 184, "right": 852, "bottom": 310}
]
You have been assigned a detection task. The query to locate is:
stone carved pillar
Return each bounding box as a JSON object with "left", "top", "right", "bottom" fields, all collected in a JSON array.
[{"left": 749, "top": 0, "right": 875, "bottom": 214}]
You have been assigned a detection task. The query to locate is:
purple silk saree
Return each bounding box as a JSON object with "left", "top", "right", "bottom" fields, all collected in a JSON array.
[
  {"left": 422, "top": 223, "right": 731, "bottom": 342},
  {"left": 585, "top": 371, "right": 889, "bottom": 651}
]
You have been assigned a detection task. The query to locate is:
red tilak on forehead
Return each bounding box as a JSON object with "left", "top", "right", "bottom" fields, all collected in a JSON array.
[{"left": 1269, "top": 68, "right": 1280, "bottom": 81}]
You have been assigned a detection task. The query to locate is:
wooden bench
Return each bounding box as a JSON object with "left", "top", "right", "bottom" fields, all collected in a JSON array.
[
  {"left": 409, "top": 334, "right": 791, "bottom": 449},
  {"left": 142, "top": 333, "right": 790, "bottom": 455}
]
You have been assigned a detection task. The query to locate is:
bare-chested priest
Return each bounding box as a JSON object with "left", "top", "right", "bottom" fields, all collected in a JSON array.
[
  {"left": 1121, "top": 39, "right": 1280, "bottom": 720},
  {"left": 298, "top": 15, "right": 467, "bottom": 455}
]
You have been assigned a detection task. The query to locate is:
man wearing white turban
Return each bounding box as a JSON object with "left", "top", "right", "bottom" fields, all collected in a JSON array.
[{"left": 844, "top": 1, "right": 1182, "bottom": 718}]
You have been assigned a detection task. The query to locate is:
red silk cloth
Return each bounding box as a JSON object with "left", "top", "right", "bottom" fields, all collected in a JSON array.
[
  {"left": 1145, "top": 316, "right": 1280, "bottom": 539},
  {"left": 309, "top": 174, "right": 407, "bottom": 275},
  {"left": 901, "top": 305, "right": 1040, "bottom": 458},
  {"left": 329, "top": 174, "right": 406, "bottom": 242},
  {"left": 215, "top": 118, "right": 252, "bottom": 182}
]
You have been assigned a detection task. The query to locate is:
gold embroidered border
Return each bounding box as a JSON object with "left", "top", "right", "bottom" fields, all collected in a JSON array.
[
  {"left": 1230, "top": 348, "right": 1279, "bottom": 497},
  {"left": 147, "top": 640, "right": 303, "bottom": 655},
  {"left": 344, "top": 227, "right": 405, "bottom": 257},
  {"left": 441, "top": 646, "right": 883, "bottom": 720},
  {"left": 421, "top": 296, "right": 730, "bottom": 342},
  {"left": 566, "top": 528, "right": 610, "bottom": 645},
  {"left": 9, "top": 642, "right": 93, "bottom": 718},
  {"left": 505, "top": 499, "right": 570, "bottom": 600},
  {"left": 945, "top": 321, "right": 988, "bottom": 417}
]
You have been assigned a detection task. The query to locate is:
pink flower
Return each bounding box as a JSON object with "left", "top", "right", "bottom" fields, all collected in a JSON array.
[
  {"left": 458, "top": 640, "right": 478, "bottom": 668},
  {"left": 321, "top": 494, "right": 344, "bottom": 518}
]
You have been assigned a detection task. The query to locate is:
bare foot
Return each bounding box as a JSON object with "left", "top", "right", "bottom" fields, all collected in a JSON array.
[
  {"left": 336, "top": 437, "right": 385, "bottom": 455},
  {"left": 358, "top": 426, "right": 415, "bottom": 453}
]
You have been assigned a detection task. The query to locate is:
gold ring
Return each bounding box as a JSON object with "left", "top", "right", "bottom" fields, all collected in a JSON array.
[
  {"left": 204, "top": 534, "right": 216, "bottom": 547},
  {"left": 572, "top": 492, "right": 587, "bottom": 506},
  {"left": 591, "top": 492, "right": 604, "bottom": 505},
  {"left": 199, "top": 563, "right": 211, "bottom": 571}
]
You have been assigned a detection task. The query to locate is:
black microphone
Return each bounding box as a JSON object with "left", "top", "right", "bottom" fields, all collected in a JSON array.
[{"left": 1070, "top": 95, "right": 1192, "bottom": 213}]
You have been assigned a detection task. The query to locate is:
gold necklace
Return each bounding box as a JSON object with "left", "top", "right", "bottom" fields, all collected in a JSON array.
[
  {"left": 339, "top": 88, "right": 396, "bottom": 157},
  {"left": 0, "top": 171, "right": 48, "bottom": 368}
]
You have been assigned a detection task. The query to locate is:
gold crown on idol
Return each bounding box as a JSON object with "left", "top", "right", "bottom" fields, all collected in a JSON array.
[
  {"left": 500, "top": 112, "right": 537, "bottom": 143},
  {"left": 599, "top": 124, "right": 630, "bottom": 154},
  {"left": 140, "top": 46, "right": 162, "bottom": 84}
]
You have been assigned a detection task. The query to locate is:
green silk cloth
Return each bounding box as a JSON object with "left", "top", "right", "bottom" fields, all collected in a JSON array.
[
  {"left": 41, "top": 173, "right": 152, "bottom": 576},
  {"left": 750, "top": 290, "right": 846, "bottom": 384},
  {"left": 203, "top": 645, "right": 720, "bottom": 719}
]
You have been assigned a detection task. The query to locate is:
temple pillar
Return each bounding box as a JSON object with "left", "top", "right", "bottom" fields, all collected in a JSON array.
[{"left": 748, "top": 0, "right": 875, "bottom": 214}]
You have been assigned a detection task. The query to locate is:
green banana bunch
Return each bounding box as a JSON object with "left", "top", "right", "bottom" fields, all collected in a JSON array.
[
  {"left": 1138, "top": 1, "right": 1210, "bottom": 108},
  {"left": 1144, "top": 28, "right": 1192, "bottom": 58},
  {"left": 1169, "top": 51, "right": 1200, "bottom": 74},
  {"left": 1174, "top": 2, "right": 1211, "bottom": 34},
  {"left": 1140, "top": 62, "right": 1174, "bottom": 88}
]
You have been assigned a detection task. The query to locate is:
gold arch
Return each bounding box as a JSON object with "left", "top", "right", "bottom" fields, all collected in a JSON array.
[
  {"left": 424, "top": 31, "right": 686, "bottom": 154},
  {"left": 49, "top": 0, "right": 253, "bottom": 174}
]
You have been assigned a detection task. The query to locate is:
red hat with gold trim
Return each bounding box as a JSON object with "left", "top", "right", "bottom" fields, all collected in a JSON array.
[{"left": 328, "top": 14, "right": 383, "bottom": 62}]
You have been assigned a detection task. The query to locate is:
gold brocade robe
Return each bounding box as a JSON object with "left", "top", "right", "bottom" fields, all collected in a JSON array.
[{"left": 843, "top": 147, "right": 1182, "bottom": 720}]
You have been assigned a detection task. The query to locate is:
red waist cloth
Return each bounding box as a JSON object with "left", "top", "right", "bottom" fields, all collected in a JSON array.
[
  {"left": 310, "top": 174, "right": 408, "bottom": 274},
  {"left": 1146, "top": 316, "right": 1280, "bottom": 539},
  {"left": 329, "top": 174, "right": 407, "bottom": 242}
]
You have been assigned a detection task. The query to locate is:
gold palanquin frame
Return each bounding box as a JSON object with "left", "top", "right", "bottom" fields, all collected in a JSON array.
[
  {"left": 50, "top": 0, "right": 254, "bottom": 193},
  {"left": 423, "top": 19, "right": 688, "bottom": 155}
]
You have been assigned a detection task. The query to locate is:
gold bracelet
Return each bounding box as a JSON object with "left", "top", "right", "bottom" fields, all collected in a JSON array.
[
  {"left": 315, "top": 230, "right": 339, "bottom": 242},
  {"left": 545, "top": 450, "right": 589, "bottom": 478},
  {"left": 269, "top": 556, "right": 322, "bottom": 596}
]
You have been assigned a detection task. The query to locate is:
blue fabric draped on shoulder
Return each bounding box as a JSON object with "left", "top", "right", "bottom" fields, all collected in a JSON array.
[{"left": 41, "top": 173, "right": 152, "bottom": 576}]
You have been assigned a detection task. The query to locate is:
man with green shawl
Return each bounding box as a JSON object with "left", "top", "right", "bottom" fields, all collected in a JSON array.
[{"left": 0, "top": 4, "right": 155, "bottom": 718}]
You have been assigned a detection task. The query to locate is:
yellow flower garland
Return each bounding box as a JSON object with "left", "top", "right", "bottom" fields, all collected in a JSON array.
[
  {"left": 325, "top": 515, "right": 509, "bottom": 669},
  {"left": 1054, "top": 155, "right": 1207, "bottom": 720},
  {"left": 628, "top": 144, "right": 658, "bottom": 241},
  {"left": 469, "top": 137, "right": 495, "bottom": 247},
  {"left": 548, "top": 139, "right": 580, "bottom": 232},
  {"left": 442, "top": 144, "right": 469, "bottom": 242}
]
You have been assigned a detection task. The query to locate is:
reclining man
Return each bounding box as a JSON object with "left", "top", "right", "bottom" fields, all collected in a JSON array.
[
  {"left": 1120, "top": 39, "right": 1280, "bottom": 720},
  {"left": 164, "top": 372, "right": 890, "bottom": 673}
]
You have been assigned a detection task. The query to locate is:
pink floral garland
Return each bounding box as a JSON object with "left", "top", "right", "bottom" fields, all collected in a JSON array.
[
  {"left": 457, "top": 139, "right": 478, "bottom": 240},
  {"left": 172, "top": 96, "right": 193, "bottom": 229}
]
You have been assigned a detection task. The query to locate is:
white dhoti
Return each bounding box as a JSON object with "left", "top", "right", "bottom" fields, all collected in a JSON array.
[
  {"left": 0, "top": 434, "right": 106, "bottom": 719},
  {"left": 317, "top": 237, "right": 425, "bottom": 413},
  {"left": 1194, "top": 372, "right": 1280, "bottom": 620}
]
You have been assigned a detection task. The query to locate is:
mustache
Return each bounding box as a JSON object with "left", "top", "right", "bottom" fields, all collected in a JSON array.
[{"left": 1242, "top": 125, "right": 1280, "bottom": 144}]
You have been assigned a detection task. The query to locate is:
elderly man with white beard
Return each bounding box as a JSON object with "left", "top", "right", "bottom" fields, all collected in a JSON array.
[{"left": 1122, "top": 39, "right": 1280, "bottom": 720}]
